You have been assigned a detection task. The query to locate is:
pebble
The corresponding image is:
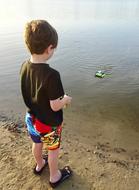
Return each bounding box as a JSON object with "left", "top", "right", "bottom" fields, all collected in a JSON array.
[
  {"left": 85, "top": 167, "right": 89, "bottom": 170},
  {"left": 100, "top": 173, "right": 106, "bottom": 178},
  {"left": 59, "top": 155, "right": 63, "bottom": 159},
  {"left": 64, "top": 151, "right": 68, "bottom": 155}
]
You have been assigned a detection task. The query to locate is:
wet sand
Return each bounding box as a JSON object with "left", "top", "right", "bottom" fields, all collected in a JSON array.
[{"left": 0, "top": 113, "right": 139, "bottom": 190}]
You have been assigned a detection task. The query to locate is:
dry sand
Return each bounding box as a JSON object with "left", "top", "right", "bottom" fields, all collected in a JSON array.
[{"left": 0, "top": 116, "right": 139, "bottom": 190}]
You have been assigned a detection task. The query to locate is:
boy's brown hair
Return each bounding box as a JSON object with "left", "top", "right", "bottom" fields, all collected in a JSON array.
[{"left": 24, "top": 20, "right": 58, "bottom": 54}]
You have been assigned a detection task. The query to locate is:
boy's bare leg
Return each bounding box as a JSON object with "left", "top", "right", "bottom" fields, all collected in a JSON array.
[
  {"left": 32, "top": 142, "right": 45, "bottom": 171},
  {"left": 48, "top": 148, "right": 61, "bottom": 183}
]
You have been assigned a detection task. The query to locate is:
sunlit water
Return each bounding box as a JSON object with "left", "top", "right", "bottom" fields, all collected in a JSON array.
[{"left": 0, "top": 0, "right": 139, "bottom": 148}]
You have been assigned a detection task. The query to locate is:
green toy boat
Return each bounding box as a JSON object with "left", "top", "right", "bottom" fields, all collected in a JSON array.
[{"left": 95, "top": 70, "right": 105, "bottom": 78}]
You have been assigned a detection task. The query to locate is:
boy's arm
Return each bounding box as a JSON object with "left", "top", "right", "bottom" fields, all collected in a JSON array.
[
  {"left": 50, "top": 95, "right": 72, "bottom": 112},
  {"left": 48, "top": 71, "right": 72, "bottom": 111}
]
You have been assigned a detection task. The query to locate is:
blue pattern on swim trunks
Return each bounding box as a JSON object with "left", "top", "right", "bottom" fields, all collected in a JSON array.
[{"left": 25, "top": 113, "right": 40, "bottom": 136}]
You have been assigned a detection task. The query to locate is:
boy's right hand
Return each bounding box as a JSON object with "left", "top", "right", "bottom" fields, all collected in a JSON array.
[{"left": 64, "top": 94, "right": 72, "bottom": 105}]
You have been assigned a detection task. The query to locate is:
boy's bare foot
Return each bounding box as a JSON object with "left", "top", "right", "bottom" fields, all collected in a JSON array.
[
  {"left": 49, "top": 166, "right": 72, "bottom": 188},
  {"left": 50, "top": 170, "right": 62, "bottom": 183},
  {"left": 33, "top": 156, "right": 48, "bottom": 175},
  {"left": 36, "top": 159, "right": 46, "bottom": 171}
]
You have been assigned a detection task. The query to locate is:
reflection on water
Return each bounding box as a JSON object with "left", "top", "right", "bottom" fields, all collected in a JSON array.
[
  {"left": 0, "top": 0, "right": 139, "bottom": 26},
  {"left": 0, "top": 0, "right": 139, "bottom": 147}
]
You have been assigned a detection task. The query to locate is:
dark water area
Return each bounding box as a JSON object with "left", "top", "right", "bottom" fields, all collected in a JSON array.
[{"left": 0, "top": 0, "right": 139, "bottom": 149}]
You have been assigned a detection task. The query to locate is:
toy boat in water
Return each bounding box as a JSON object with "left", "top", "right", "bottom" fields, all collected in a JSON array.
[{"left": 95, "top": 70, "right": 105, "bottom": 78}]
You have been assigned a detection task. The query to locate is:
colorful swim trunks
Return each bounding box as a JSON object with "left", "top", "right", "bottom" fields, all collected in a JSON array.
[{"left": 25, "top": 113, "right": 62, "bottom": 150}]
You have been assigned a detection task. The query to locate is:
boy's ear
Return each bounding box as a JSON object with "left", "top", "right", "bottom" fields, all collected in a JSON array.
[{"left": 45, "top": 45, "right": 53, "bottom": 54}]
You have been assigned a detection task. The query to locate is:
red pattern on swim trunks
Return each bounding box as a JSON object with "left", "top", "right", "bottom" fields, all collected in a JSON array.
[{"left": 32, "top": 115, "right": 52, "bottom": 134}]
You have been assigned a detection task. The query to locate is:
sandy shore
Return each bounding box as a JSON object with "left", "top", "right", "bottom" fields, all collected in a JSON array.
[{"left": 0, "top": 116, "right": 139, "bottom": 190}]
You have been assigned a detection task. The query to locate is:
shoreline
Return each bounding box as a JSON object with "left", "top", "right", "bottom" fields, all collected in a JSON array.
[{"left": 0, "top": 116, "right": 139, "bottom": 190}]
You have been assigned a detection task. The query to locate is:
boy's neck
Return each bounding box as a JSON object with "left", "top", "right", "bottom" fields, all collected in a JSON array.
[{"left": 30, "top": 54, "right": 48, "bottom": 64}]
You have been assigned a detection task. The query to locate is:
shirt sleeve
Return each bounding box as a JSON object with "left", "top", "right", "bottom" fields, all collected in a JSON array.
[{"left": 48, "top": 71, "right": 65, "bottom": 100}]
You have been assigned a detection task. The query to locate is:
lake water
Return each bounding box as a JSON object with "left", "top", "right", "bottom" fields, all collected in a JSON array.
[{"left": 0, "top": 0, "right": 139, "bottom": 148}]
